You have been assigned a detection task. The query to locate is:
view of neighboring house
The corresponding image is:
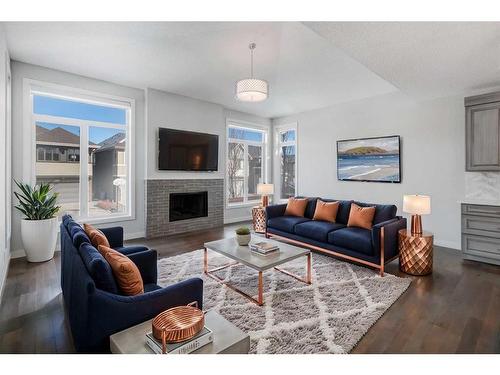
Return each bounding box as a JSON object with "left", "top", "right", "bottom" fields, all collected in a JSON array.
[{"left": 35, "top": 124, "right": 126, "bottom": 216}]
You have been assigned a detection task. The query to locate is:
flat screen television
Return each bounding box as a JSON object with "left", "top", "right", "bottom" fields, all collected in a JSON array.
[
  {"left": 337, "top": 135, "right": 401, "bottom": 183},
  {"left": 158, "top": 128, "right": 219, "bottom": 171}
]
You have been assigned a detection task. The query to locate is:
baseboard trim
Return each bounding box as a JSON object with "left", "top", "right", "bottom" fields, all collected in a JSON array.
[
  {"left": 434, "top": 240, "right": 461, "bottom": 251},
  {"left": 0, "top": 251, "right": 11, "bottom": 305},
  {"left": 224, "top": 216, "right": 252, "bottom": 224},
  {"left": 124, "top": 231, "right": 145, "bottom": 240},
  {"left": 10, "top": 248, "right": 26, "bottom": 259}
]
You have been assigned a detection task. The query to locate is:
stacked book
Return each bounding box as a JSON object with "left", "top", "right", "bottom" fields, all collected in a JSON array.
[
  {"left": 146, "top": 327, "right": 213, "bottom": 354},
  {"left": 250, "top": 241, "right": 279, "bottom": 256}
]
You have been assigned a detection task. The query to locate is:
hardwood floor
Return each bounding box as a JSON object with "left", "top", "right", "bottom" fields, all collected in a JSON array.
[{"left": 0, "top": 222, "right": 499, "bottom": 354}]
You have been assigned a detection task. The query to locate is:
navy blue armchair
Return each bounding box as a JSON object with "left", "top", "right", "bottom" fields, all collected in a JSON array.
[
  {"left": 265, "top": 198, "right": 406, "bottom": 275},
  {"left": 60, "top": 215, "right": 203, "bottom": 352}
]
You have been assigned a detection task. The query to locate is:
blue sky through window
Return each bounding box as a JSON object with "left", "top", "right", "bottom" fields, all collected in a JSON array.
[
  {"left": 34, "top": 95, "right": 127, "bottom": 144},
  {"left": 34, "top": 95, "right": 126, "bottom": 124},
  {"left": 228, "top": 127, "right": 263, "bottom": 142}
]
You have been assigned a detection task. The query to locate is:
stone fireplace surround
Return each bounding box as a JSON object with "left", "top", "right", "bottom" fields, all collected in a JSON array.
[{"left": 146, "top": 178, "right": 224, "bottom": 238}]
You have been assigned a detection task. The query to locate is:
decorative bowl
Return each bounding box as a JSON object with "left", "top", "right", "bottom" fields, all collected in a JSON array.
[{"left": 152, "top": 305, "right": 205, "bottom": 351}]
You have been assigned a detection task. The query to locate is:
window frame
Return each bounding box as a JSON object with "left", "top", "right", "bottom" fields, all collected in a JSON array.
[
  {"left": 226, "top": 119, "right": 268, "bottom": 209},
  {"left": 274, "top": 122, "right": 298, "bottom": 203},
  {"left": 23, "top": 79, "right": 136, "bottom": 225}
]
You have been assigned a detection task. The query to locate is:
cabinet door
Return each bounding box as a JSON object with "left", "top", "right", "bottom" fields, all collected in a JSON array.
[{"left": 466, "top": 103, "right": 500, "bottom": 171}]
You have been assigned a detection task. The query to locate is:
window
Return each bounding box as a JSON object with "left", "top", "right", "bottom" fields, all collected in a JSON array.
[
  {"left": 276, "top": 125, "right": 297, "bottom": 200},
  {"left": 227, "top": 123, "right": 266, "bottom": 206},
  {"left": 31, "top": 88, "right": 133, "bottom": 221}
]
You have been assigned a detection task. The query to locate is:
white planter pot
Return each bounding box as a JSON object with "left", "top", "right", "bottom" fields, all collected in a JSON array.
[
  {"left": 236, "top": 234, "right": 251, "bottom": 246},
  {"left": 21, "top": 217, "right": 58, "bottom": 262}
]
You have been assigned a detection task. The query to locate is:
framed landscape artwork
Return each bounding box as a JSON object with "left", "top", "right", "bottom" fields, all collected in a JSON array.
[{"left": 337, "top": 135, "right": 401, "bottom": 183}]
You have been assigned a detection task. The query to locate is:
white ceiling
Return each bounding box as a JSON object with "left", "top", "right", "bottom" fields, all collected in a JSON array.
[
  {"left": 305, "top": 22, "right": 500, "bottom": 100},
  {"left": 3, "top": 22, "right": 397, "bottom": 118},
  {"left": 4, "top": 22, "right": 500, "bottom": 118}
]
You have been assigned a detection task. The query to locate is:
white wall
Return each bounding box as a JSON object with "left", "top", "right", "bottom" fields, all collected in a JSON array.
[
  {"left": 0, "top": 27, "right": 11, "bottom": 298},
  {"left": 10, "top": 61, "right": 147, "bottom": 257},
  {"left": 145, "top": 88, "right": 271, "bottom": 224},
  {"left": 273, "top": 92, "right": 465, "bottom": 249}
]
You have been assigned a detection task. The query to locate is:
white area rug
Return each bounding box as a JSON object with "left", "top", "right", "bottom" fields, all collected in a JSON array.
[{"left": 157, "top": 249, "right": 411, "bottom": 354}]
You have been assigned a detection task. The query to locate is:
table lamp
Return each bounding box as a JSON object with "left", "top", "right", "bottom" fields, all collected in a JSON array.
[
  {"left": 403, "top": 195, "right": 431, "bottom": 235},
  {"left": 257, "top": 183, "right": 274, "bottom": 207}
]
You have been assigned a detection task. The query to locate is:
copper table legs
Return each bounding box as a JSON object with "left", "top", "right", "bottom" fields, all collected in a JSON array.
[{"left": 203, "top": 248, "right": 312, "bottom": 306}]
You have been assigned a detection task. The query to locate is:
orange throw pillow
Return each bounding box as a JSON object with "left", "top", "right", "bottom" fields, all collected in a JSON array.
[
  {"left": 84, "top": 223, "right": 110, "bottom": 248},
  {"left": 313, "top": 200, "right": 340, "bottom": 223},
  {"left": 347, "top": 203, "right": 376, "bottom": 230},
  {"left": 98, "top": 245, "right": 144, "bottom": 296},
  {"left": 285, "top": 197, "right": 308, "bottom": 217}
]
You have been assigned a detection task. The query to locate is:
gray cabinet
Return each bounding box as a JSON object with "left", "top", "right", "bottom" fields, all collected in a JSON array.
[
  {"left": 465, "top": 92, "right": 500, "bottom": 171},
  {"left": 461, "top": 203, "right": 500, "bottom": 266}
]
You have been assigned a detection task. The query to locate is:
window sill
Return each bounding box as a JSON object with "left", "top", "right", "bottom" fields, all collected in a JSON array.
[{"left": 69, "top": 214, "right": 135, "bottom": 226}]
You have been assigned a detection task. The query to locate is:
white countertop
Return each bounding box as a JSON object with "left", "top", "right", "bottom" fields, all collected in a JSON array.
[{"left": 458, "top": 198, "right": 500, "bottom": 206}]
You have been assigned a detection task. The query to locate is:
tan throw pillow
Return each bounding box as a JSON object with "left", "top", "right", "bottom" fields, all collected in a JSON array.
[
  {"left": 285, "top": 197, "right": 308, "bottom": 217},
  {"left": 347, "top": 203, "right": 376, "bottom": 230},
  {"left": 83, "top": 223, "right": 110, "bottom": 249},
  {"left": 313, "top": 200, "right": 340, "bottom": 223},
  {"left": 98, "top": 245, "right": 144, "bottom": 296}
]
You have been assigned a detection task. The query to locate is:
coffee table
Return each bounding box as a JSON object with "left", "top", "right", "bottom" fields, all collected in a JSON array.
[
  {"left": 110, "top": 310, "right": 249, "bottom": 354},
  {"left": 204, "top": 237, "right": 311, "bottom": 306}
]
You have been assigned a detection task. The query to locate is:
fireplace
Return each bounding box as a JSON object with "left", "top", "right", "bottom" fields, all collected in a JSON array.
[{"left": 169, "top": 191, "right": 208, "bottom": 222}]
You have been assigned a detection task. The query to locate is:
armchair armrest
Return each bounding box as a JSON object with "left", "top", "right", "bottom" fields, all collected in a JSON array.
[
  {"left": 128, "top": 249, "right": 158, "bottom": 285},
  {"left": 371, "top": 217, "right": 407, "bottom": 260},
  {"left": 88, "top": 277, "right": 204, "bottom": 351},
  {"left": 265, "top": 203, "right": 287, "bottom": 220},
  {"left": 99, "top": 226, "right": 123, "bottom": 248}
]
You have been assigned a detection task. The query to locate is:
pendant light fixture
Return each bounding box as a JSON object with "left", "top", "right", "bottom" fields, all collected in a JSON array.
[{"left": 236, "top": 43, "right": 268, "bottom": 102}]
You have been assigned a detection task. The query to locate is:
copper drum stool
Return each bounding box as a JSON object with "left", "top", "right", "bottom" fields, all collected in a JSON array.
[
  {"left": 252, "top": 206, "right": 266, "bottom": 234},
  {"left": 398, "top": 229, "right": 433, "bottom": 276}
]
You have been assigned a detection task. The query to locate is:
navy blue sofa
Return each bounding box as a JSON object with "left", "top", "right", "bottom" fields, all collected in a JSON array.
[
  {"left": 265, "top": 198, "right": 406, "bottom": 275},
  {"left": 60, "top": 215, "right": 204, "bottom": 353}
]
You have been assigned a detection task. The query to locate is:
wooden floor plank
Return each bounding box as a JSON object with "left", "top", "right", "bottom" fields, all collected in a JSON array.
[{"left": 0, "top": 222, "right": 499, "bottom": 354}]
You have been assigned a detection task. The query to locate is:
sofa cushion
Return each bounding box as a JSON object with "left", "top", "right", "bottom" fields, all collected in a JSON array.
[
  {"left": 99, "top": 245, "right": 144, "bottom": 296},
  {"left": 144, "top": 283, "right": 162, "bottom": 293},
  {"left": 72, "top": 230, "right": 91, "bottom": 249},
  {"left": 354, "top": 201, "right": 397, "bottom": 225},
  {"left": 328, "top": 227, "right": 373, "bottom": 256},
  {"left": 304, "top": 197, "right": 318, "bottom": 219},
  {"left": 320, "top": 199, "right": 352, "bottom": 224},
  {"left": 295, "top": 220, "right": 345, "bottom": 242},
  {"left": 347, "top": 203, "right": 376, "bottom": 230},
  {"left": 267, "top": 216, "right": 310, "bottom": 233},
  {"left": 78, "top": 243, "right": 119, "bottom": 294},
  {"left": 84, "top": 223, "right": 110, "bottom": 248},
  {"left": 114, "top": 245, "right": 150, "bottom": 255},
  {"left": 285, "top": 198, "right": 308, "bottom": 217},
  {"left": 313, "top": 200, "right": 339, "bottom": 223}
]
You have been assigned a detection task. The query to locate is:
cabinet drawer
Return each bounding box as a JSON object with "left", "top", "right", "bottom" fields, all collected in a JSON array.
[
  {"left": 462, "top": 234, "right": 500, "bottom": 261},
  {"left": 461, "top": 204, "right": 500, "bottom": 218},
  {"left": 462, "top": 215, "right": 500, "bottom": 238}
]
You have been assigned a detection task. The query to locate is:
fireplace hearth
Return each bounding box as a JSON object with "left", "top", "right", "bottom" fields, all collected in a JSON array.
[{"left": 169, "top": 191, "right": 208, "bottom": 222}]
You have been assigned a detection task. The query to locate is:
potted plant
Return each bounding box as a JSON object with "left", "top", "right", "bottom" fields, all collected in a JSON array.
[
  {"left": 235, "top": 227, "right": 251, "bottom": 246},
  {"left": 14, "top": 180, "right": 61, "bottom": 262}
]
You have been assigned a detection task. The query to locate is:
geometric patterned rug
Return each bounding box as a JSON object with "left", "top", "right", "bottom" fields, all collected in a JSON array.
[{"left": 157, "top": 249, "right": 411, "bottom": 354}]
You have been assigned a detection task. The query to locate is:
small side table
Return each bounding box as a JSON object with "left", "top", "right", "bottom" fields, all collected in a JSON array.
[
  {"left": 398, "top": 229, "right": 433, "bottom": 275},
  {"left": 252, "top": 206, "right": 266, "bottom": 233}
]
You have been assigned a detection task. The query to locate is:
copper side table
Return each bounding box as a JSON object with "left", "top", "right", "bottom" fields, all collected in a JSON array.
[
  {"left": 252, "top": 206, "right": 266, "bottom": 233},
  {"left": 398, "top": 229, "right": 433, "bottom": 275}
]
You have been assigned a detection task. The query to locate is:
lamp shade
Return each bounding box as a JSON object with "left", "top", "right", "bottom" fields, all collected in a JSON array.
[
  {"left": 403, "top": 195, "right": 431, "bottom": 215},
  {"left": 236, "top": 78, "right": 268, "bottom": 102},
  {"left": 257, "top": 183, "right": 274, "bottom": 195}
]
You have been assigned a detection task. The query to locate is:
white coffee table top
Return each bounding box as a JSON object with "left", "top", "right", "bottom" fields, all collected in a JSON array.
[
  {"left": 110, "top": 310, "right": 249, "bottom": 354},
  {"left": 204, "top": 237, "right": 310, "bottom": 271}
]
